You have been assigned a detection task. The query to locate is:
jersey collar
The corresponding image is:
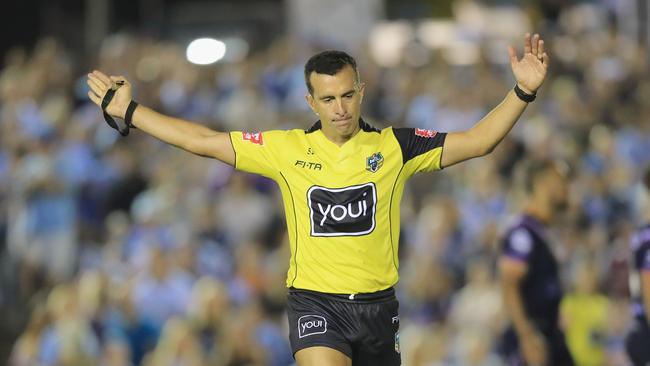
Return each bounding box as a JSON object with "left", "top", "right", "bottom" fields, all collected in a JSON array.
[{"left": 305, "top": 118, "right": 380, "bottom": 134}]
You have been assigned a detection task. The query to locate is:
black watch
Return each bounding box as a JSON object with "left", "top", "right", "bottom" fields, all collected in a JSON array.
[{"left": 514, "top": 84, "right": 536, "bottom": 103}]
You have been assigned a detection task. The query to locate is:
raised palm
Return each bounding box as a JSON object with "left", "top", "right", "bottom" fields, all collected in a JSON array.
[
  {"left": 86, "top": 70, "right": 132, "bottom": 119},
  {"left": 509, "top": 33, "right": 549, "bottom": 94}
]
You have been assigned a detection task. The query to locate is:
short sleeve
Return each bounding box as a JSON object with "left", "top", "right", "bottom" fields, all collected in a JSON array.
[
  {"left": 636, "top": 245, "right": 650, "bottom": 272},
  {"left": 502, "top": 228, "right": 535, "bottom": 263},
  {"left": 229, "top": 130, "right": 284, "bottom": 180},
  {"left": 392, "top": 127, "right": 446, "bottom": 176}
]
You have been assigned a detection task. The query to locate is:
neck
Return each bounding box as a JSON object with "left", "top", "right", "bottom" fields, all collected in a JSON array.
[
  {"left": 321, "top": 120, "right": 360, "bottom": 147},
  {"left": 524, "top": 198, "right": 552, "bottom": 226}
]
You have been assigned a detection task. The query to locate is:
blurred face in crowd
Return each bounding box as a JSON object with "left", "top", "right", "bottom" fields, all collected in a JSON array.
[
  {"left": 537, "top": 165, "right": 569, "bottom": 214},
  {"left": 306, "top": 65, "right": 365, "bottom": 144}
]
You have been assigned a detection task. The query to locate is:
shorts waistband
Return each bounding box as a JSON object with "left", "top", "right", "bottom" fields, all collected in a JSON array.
[{"left": 289, "top": 286, "right": 395, "bottom": 303}]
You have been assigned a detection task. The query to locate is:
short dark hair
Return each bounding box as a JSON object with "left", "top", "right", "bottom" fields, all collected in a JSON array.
[
  {"left": 304, "top": 50, "right": 359, "bottom": 96},
  {"left": 523, "top": 159, "right": 570, "bottom": 192}
]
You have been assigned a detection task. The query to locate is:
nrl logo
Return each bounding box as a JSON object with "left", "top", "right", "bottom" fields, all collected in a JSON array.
[{"left": 366, "top": 152, "right": 384, "bottom": 173}]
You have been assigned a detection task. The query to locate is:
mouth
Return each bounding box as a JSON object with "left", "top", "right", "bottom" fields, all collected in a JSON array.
[{"left": 332, "top": 116, "right": 353, "bottom": 124}]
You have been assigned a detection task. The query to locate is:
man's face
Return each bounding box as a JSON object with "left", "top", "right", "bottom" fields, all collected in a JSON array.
[
  {"left": 543, "top": 168, "right": 569, "bottom": 214},
  {"left": 306, "top": 65, "right": 365, "bottom": 142}
]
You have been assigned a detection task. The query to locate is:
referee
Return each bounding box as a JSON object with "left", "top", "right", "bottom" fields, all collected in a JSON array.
[
  {"left": 87, "top": 33, "right": 549, "bottom": 366},
  {"left": 626, "top": 167, "right": 650, "bottom": 366}
]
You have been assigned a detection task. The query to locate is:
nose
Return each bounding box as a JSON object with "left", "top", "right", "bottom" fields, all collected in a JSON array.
[{"left": 334, "top": 99, "right": 346, "bottom": 116}]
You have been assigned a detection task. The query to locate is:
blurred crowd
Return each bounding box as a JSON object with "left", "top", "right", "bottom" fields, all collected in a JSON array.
[{"left": 1, "top": 1, "right": 650, "bottom": 365}]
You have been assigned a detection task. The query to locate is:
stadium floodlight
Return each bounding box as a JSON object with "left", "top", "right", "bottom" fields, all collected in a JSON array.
[
  {"left": 369, "top": 22, "right": 414, "bottom": 68},
  {"left": 186, "top": 38, "right": 226, "bottom": 65}
]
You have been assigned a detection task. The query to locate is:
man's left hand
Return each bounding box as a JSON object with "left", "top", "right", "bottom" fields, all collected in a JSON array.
[{"left": 509, "top": 33, "right": 549, "bottom": 94}]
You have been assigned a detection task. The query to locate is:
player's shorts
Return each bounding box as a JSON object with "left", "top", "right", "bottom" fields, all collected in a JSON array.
[
  {"left": 626, "top": 321, "right": 650, "bottom": 366},
  {"left": 498, "top": 326, "right": 574, "bottom": 366},
  {"left": 287, "top": 286, "right": 401, "bottom": 366}
]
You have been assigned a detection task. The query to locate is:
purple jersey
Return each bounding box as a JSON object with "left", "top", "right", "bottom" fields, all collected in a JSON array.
[
  {"left": 501, "top": 215, "right": 563, "bottom": 332},
  {"left": 631, "top": 224, "right": 650, "bottom": 325}
]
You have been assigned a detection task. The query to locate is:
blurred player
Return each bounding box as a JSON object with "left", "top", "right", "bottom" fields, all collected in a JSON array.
[
  {"left": 626, "top": 166, "right": 650, "bottom": 366},
  {"left": 498, "top": 160, "right": 574, "bottom": 366},
  {"left": 87, "top": 33, "right": 549, "bottom": 366}
]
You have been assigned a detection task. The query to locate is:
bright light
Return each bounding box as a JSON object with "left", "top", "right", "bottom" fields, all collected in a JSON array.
[
  {"left": 418, "top": 20, "right": 458, "bottom": 49},
  {"left": 443, "top": 41, "right": 480, "bottom": 66},
  {"left": 186, "top": 38, "right": 226, "bottom": 65},
  {"left": 369, "top": 22, "right": 414, "bottom": 68}
]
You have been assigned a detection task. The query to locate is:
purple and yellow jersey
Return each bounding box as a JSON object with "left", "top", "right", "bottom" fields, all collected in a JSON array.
[{"left": 229, "top": 119, "right": 446, "bottom": 294}]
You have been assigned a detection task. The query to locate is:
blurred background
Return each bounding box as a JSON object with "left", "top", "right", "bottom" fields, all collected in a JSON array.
[{"left": 1, "top": 0, "right": 650, "bottom": 365}]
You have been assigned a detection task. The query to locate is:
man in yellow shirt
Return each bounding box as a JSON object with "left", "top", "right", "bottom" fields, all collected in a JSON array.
[
  {"left": 560, "top": 262, "right": 608, "bottom": 366},
  {"left": 87, "top": 33, "right": 549, "bottom": 366}
]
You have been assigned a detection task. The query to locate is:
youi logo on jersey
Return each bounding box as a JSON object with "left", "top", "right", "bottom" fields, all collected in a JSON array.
[{"left": 307, "top": 183, "right": 377, "bottom": 237}]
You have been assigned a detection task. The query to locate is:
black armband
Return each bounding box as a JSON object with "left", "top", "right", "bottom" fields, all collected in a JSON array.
[
  {"left": 514, "top": 84, "right": 536, "bottom": 103},
  {"left": 124, "top": 100, "right": 139, "bottom": 129}
]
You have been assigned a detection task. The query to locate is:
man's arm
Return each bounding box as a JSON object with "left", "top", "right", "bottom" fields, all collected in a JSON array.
[
  {"left": 441, "top": 33, "right": 549, "bottom": 168},
  {"left": 86, "top": 70, "right": 235, "bottom": 166},
  {"left": 643, "top": 271, "right": 650, "bottom": 323},
  {"left": 500, "top": 257, "right": 547, "bottom": 366},
  {"left": 500, "top": 258, "right": 535, "bottom": 338}
]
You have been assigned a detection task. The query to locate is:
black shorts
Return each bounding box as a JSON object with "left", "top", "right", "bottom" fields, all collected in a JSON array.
[
  {"left": 626, "top": 322, "right": 650, "bottom": 366},
  {"left": 287, "top": 287, "right": 401, "bottom": 366}
]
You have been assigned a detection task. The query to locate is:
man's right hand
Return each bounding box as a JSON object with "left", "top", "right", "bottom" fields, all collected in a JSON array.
[
  {"left": 519, "top": 329, "right": 548, "bottom": 366},
  {"left": 86, "top": 70, "right": 132, "bottom": 119}
]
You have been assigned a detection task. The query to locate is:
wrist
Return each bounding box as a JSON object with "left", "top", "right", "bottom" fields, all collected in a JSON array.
[
  {"left": 514, "top": 84, "right": 537, "bottom": 102},
  {"left": 124, "top": 100, "right": 139, "bottom": 128},
  {"left": 516, "top": 323, "right": 538, "bottom": 338},
  {"left": 516, "top": 84, "right": 535, "bottom": 94}
]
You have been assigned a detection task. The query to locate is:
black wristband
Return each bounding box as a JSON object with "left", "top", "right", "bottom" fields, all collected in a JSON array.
[
  {"left": 101, "top": 88, "right": 129, "bottom": 136},
  {"left": 125, "top": 100, "right": 139, "bottom": 129},
  {"left": 514, "top": 84, "right": 536, "bottom": 103}
]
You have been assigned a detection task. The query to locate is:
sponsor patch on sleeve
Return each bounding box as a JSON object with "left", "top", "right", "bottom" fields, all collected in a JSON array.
[
  {"left": 414, "top": 128, "right": 438, "bottom": 138},
  {"left": 242, "top": 131, "right": 264, "bottom": 145}
]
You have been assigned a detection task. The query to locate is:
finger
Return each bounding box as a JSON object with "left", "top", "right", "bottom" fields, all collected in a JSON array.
[
  {"left": 87, "top": 78, "right": 105, "bottom": 97},
  {"left": 531, "top": 33, "right": 539, "bottom": 56},
  {"left": 524, "top": 33, "right": 531, "bottom": 54},
  {"left": 88, "top": 73, "right": 108, "bottom": 90},
  {"left": 92, "top": 70, "right": 113, "bottom": 86},
  {"left": 508, "top": 45, "right": 518, "bottom": 66},
  {"left": 542, "top": 52, "right": 550, "bottom": 68},
  {"left": 87, "top": 91, "right": 101, "bottom": 106},
  {"left": 538, "top": 39, "right": 545, "bottom": 59}
]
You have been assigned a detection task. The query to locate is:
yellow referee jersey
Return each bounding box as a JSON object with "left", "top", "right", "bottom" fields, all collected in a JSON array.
[{"left": 229, "top": 119, "right": 446, "bottom": 294}]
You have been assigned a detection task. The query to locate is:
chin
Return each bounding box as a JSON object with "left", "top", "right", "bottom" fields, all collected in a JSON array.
[{"left": 338, "top": 125, "right": 356, "bottom": 138}]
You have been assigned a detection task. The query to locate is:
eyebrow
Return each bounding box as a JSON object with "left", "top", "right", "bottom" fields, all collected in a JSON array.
[{"left": 319, "top": 89, "right": 356, "bottom": 101}]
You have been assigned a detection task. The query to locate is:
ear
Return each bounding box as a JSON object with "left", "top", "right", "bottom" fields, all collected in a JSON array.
[
  {"left": 306, "top": 93, "right": 318, "bottom": 115},
  {"left": 358, "top": 82, "right": 366, "bottom": 102}
]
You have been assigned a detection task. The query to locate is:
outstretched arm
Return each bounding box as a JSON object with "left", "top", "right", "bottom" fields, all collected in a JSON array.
[
  {"left": 441, "top": 33, "right": 549, "bottom": 168},
  {"left": 87, "top": 70, "right": 235, "bottom": 166}
]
